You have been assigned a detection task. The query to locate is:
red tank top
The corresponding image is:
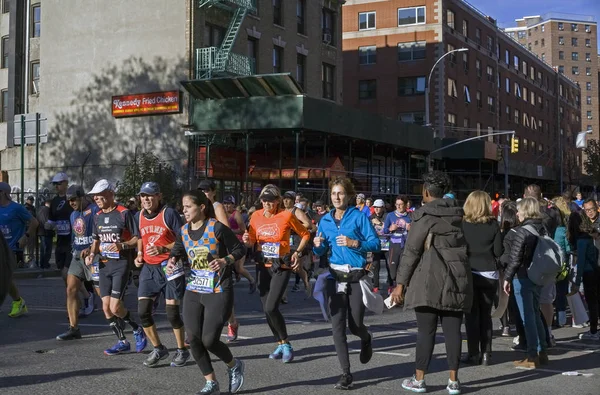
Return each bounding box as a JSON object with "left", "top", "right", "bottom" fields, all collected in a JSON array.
[
  {"left": 228, "top": 211, "right": 243, "bottom": 241},
  {"left": 139, "top": 208, "right": 176, "bottom": 265}
]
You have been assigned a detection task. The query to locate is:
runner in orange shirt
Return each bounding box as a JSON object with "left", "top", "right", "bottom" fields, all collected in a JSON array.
[{"left": 242, "top": 184, "right": 310, "bottom": 363}]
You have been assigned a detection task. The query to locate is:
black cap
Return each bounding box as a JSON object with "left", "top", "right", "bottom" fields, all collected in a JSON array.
[
  {"left": 283, "top": 191, "right": 296, "bottom": 199},
  {"left": 259, "top": 190, "right": 279, "bottom": 202},
  {"left": 198, "top": 180, "right": 216, "bottom": 191},
  {"left": 315, "top": 200, "right": 324, "bottom": 206},
  {"left": 223, "top": 195, "right": 235, "bottom": 204}
]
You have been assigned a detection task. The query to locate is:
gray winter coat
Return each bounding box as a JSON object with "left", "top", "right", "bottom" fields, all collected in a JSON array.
[{"left": 396, "top": 198, "right": 473, "bottom": 312}]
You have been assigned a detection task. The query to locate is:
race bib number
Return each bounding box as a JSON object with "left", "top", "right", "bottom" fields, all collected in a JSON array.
[
  {"left": 262, "top": 242, "right": 280, "bottom": 259},
  {"left": 56, "top": 220, "right": 71, "bottom": 236},
  {"left": 379, "top": 237, "right": 390, "bottom": 251},
  {"left": 162, "top": 260, "right": 185, "bottom": 281},
  {"left": 186, "top": 269, "right": 216, "bottom": 293},
  {"left": 99, "top": 243, "right": 120, "bottom": 260},
  {"left": 91, "top": 262, "right": 100, "bottom": 281}
]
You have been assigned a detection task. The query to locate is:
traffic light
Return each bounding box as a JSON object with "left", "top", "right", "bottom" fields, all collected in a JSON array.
[
  {"left": 496, "top": 146, "right": 503, "bottom": 161},
  {"left": 510, "top": 136, "right": 519, "bottom": 153}
]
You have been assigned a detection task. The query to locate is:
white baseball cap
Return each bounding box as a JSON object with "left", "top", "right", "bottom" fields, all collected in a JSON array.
[
  {"left": 373, "top": 199, "right": 385, "bottom": 208},
  {"left": 88, "top": 179, "right": 115, "bottom": 195},
  {"left": 51, "top": 172, "right": 68, "bottom": 183}
]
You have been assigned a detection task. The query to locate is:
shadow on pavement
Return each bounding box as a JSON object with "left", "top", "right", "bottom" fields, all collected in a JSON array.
[{"left": 0, "top": 368, "right": 127, "bottom": 388}]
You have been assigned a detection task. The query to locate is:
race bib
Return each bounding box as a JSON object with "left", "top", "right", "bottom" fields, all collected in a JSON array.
[
  {"left": 91, "top": 261, "right": 100, "bottom": 281},
  {"left": 0, "top": 225, "right": 10, "bottom": 238},
  {"left": 187, "top": 246, "right": 211, "bottom": 270},
  {"left": 56, "top": 220, "right": 71, "bottom": 236},
  {"left": 99, "top": 243, "right": 120, "bottom": 260},
  {"left": 186, "top": 269, "right": 216, "bottom": 293},
  {"left": 162, "top": 260, "right": 185, "bottom": 281},
  {"left": 262, "top": 242, "right": 280, "bottom": 259},
  {"left": 379, "top": 237, "right": 390, "bottom": 251}
]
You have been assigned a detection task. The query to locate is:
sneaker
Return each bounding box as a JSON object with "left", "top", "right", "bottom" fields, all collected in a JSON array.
[
  {"left": 549, "top": 335, "right": 557, "bottom": 347},
  {"left": 249, "top": 281, "right": 257, "bottom": 294},
  {"left": 401, "top": 375, "right": 427, "bottom": 393},
  {"left": 104, "top": 340, "right": 131, "bottom": 355},
  {"left": 8, "top": 298, "right": 28, "bottom": 318},
  {"left": 133, "top": 327, "right": 148, "bottom": 353},
  {"left": 269, "top": 344, "right": 284, "bottom": 360},
  {"left": 579, "top": 331, "right": 600, "bottom": 341},
  {"left": 291, "top": 284, "right": 300, "bottom": 292},
  {"left": 56, "top": 326, "right": 82, "bottom": 341},
  {"left": 281, "top": 296, "right": 288, "bottom": 304},
  {"left": 171, "top": 348, "right": 190, "bottom": 367},
  {"left": 572, "top": 322, "right": 588, "bottom": 329},
  {"left": 513, "top": 356, "right": 539, "bottom": 369},
  {"left": 81, "top": 294, "right": 94, "bottom": 317},
  {"left": 512, "top": 335, "right": 520, "bottom": 345},
  {"left": 359, "top": 333, "right": 373, "bottom": 364},
  {"left": 502, "top": 327, "right": 511, "bottom": 337},
  {"left": 228, "top": 358, "right": 245, "bottom": 393},
  {"left": 227, "top": 323, "right": 239, "bottom": 343},
  {"left": 333, "top": 373, "right": 353, "bottom": 390},
  {"left": 539, "top": 352, "right": 549, "bottom": 366},
  {"left": 197, "top": 380, "right": 220, "bottom": 395},
  {"left": 446, "top": 379, "right": 461, "bottom": 395},
  {"left": 143, "top": 346, "right": 169, "bottom": 367},
  {"left": 282, "top": 343, "right": 294, "bottom": 363}
]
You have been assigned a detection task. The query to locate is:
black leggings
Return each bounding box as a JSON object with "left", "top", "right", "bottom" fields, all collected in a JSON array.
[
  {"left": 258, "top": 264, "right": 291, "bottom": 342},
  {"left": 183, "top": 290, "right": 234, "bottom": 376},
  {"left": 370, "top": 253, "right": 390, "bottom": 289},
  {"left": 415, "top": 306, "right": 463, "bottom": 372},
  {"left": 387, "top": 244, "right": 403, "bottom": 285},
  {"left": 327, "top": 280, "right": 370, "bottom": 374},
  {"left": 583, "top": 270, "right": 600, "bottom": 334},
  {"left": 464, "top": 275, "right": 497, "bottom": 355}
]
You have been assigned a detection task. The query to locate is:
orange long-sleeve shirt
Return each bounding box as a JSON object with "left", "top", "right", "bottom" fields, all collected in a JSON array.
[{"left": 248, "top": 209, "right": 310, "bottom": 257}]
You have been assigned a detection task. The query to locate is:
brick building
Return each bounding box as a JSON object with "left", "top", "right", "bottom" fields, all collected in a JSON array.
[{"left": 342, "top": 0, "right": 582, "bottom": 196}]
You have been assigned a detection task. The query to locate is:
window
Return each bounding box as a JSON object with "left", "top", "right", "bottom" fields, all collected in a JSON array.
[
  {"left": 505, "top": 77, "right": 510, "bottom": 93},
  {"left": 247, "top": 38, "right": 258, "bottom": 72},
  {"left": 558, "top": 65, "right": 564, "bottom": 74},
  {"left": 585, "top": 53, "right": 591, "bottom": 62},
  {"left": 534, "top": 40, "right": 538, "bottom": 46},
  {"left": 476, "top": 59, "right": 481, "bottom": 78},
  {"left": 514, "top": 109, "right": 520, "bottom": 124},
  {"left": 462, "top": 19, "right": 468, "bottom": 37},
  {"left": 539, "top": 120, "right": 543, "bottom": 131},
  {"left": 446, "top": 9, "right": 455, "bottom": 29},
  {"left": 475, "top": 28, "right": 481, "bottom": 44},
  {"left": 513, "top": 55, "right": 519, "bottom": 70},
  {"left": 1, "top": 90, "right": 6, "bottom": 122},
  {"left": 297, "top": 0, "right": 305, "bottom": 34},
  {"left": 487, "top": 96, "right": 495, "bottom": 113},
  {"left": 204, "top": 23, "right": 225, "bottom": 47},
  {"left": 523, "top": 138, "right": 529, "bottom": 153},
  {"left": 273, "top": 0, "right": 282, "bottom": 25},
  {"left": 296, "top": 54, "right": 305, "bottom": 89},
  {"left": 476, "top": 91, "right": 482, "bottom": 109},
  {"left": 531, "top": 116, "right": 537, "bottom": 130},
  {"left": 542, "top": 24, "right": 545, "bottom": 32},
  {"left": 476, "top": 123, "right": 481, "bottom": 137},
  {"left": 447, "top": 43, "right": 456, "bottom": 63},
  {"left": 464, "top": 85, "right": 471, "bottom": 103},
  {"left": 399, "top": 112, "right": 425, "bottom": 125},
  {"left": 586, "top": 38, "right": 591, "bottom": 47},
  {"left": 31, "top": 61, "right": 39, "bottom": 93},
  {"left": 518, "top": 31, "right": 526, "bottom": 39},
  {"left": 505, "top": 50, "right": 510, "bottom": 65},
  {"left": 523, "top": 87, "right": 528, "bottom": 100},
  {"left": 587, "top": 111, "right": 592, "bottom": 119},
  {"left": 463, "top": 118, "right": 469, "bottom": 135},
  {"left": 572, "top": 52, "right": 579, "bottom": 61},
  {"left": 447, "top": 113, "right": 457, "bottom": 127},
  {"left": 397, "top": 76, "right": 425, "bottom": 96},
  {"left": 2, "top": 0, "right": 7, "bottom": 14},
  {"left": 506, "top": 105, "right": 511, "bottom": 121},
  {"left": 522, "top": 60, "right": 527, "bottom": 74},
  {"left": 447, "top": 78, "right": 457, "bottom": 97},
  {"left": 486, "top": 65, "right": 494, "bottom": 82},
  {"left": 586, "top": 82, "right": 592, "bottom": 91},
  {"left": 359, "top": 80, "right": 376, "bottom": 100},
  {"left": 572, "top": 66, "right": 579, "bottom": 75},
  {"left": 587, "top": 67, "right": 592, "bottom": 76},
  {"left": 571, "top": 23, "right": 578, "bottom": 31},
  {"left": 572, "top": 37, "right": 578, "bottom": 47},
  {"left": 487, "top": 36, "right": 493, "bottom": 51},
  {"left": 358, "top": 11, "right": 375, "bottom": 31},
  {"left": 397, "top": 41, "right": 426, "bottom": 61},
  {"left": 530, "top": 66, "right": 535, "bottom": 80},
  {"left": 559, "top": 51, "right": 564, "bottom": 60},
  {"left": 587, "top": 96, "right": 592, "bottom": 105},
  {"left": 397, "top": 6, "right": 425, "bottom": 26},
  {"left": 558, "top": 22, "right": 564, "bottom": 30},
  {"left": 322, "top": 7, "right": 335, "bottom": 46},
  {"left": 32, "top": 5, "right": 40, "bottom": 37},
  {"left": 558, "top": 36, "right": 564, "bottom": 45},
  {"left": 322, "top": 63, "right": 335, "bottom": 100},
  {"left": 541, "top": 38, "right": 545, "bottom": 47},
  {"left": 514, "top": 82, "right": 521, "bottom": 98},
  {"left": 530, "top": 91, "right": 535, "bottom": 104},
  {"left": 462, "top": 52, "right": 469, "bottom": 70},
  {"left": 272, "top": 46, "right": 282, "bottom": 73},
  {"left": 541, "top": 53, "right": 545, "bottom": 61},
  {"left": 359, "top": 45, "right": 376, "bottom": 65},
  {"left": 1, "top": 36, "right": 7, "bottom": 68},
  {"left": 585, "top": 24, "right": 591, "bottom": 33},
  {"left": 528, "top": 43, "right": 532, "bottom": 51}
]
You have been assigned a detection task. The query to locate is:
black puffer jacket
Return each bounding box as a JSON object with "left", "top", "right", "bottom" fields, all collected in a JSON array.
[
  {"left": 396, "top": 198, "right": 472, "bottom": 312},
  {"left": 504, "top": 218, "right": 545, "bottom": 281}
]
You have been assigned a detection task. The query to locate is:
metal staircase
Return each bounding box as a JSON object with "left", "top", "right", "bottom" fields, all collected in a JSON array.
[{"left": 197, "top": 0, "right": 256, "bottom": 79}]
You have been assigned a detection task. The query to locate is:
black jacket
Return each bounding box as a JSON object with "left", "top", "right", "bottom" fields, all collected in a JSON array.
[
  {"left": 499, "top": 228, "right": 517, "bottom": 271},
  {"left": 397, "top": 198, "right": 472, "bottom": 312},
  {"left": 505, "top": 218, "right": 545, "bottom": 281},
  {"left": 461, "top": 220, "right": 503, "bottom": 272}
]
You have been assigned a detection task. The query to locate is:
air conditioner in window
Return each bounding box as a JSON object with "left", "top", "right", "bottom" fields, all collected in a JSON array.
[
  {"left": 574, "top": 71, "right": 579, "bottom": 75},
  {"left": 323, "top": 33, "right": 332, "bottom": 44},
  {"left": 588, "top": 115, "right": 593, "bottom": 119}
]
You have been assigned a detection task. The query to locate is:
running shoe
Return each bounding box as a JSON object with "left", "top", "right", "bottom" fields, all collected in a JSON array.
[
  {"left": 281, "top": 343, "right": 294, "bottom": 363},
  {"left": 81, "top": 294, "right": 94, "bottom": 317},
  {"left": 227, "top": 323, "right": 239, "bottom": 343},
  {"left": 249, "top": 281, "right": 257, "bottom": 294},
  {"left": 401, "top": 375, "right": 426, "bottom": 393},
  {"left": 197, "top": 380, "right": 220, "bottom": 395},
  {"left": 359, "top": 332, "right": 373, "bottom": 364},
  {"left": 334, "top": 373, "right": 353, "bottom": 390},
  {"left": 228, "top": 358, "right": 245, "bottom": 393},
  {"left": 56, "top": 326, "right": 82, "bottom": 341},
  {"left": 446, "top": 379, "right": 461, "bottom": 395},
  {"left": 579, "top": 331, "right": 600, "bottom": 341},
  {"left": 144, "top": 346, "right": 169, "bottom": 367},
  {"left": 281, "top": 296, "right": 288, "bottom": 304},
  {"left": 171, "top": 348, "right": 190, "bottom": 367},
  {"left": 502, "top": 327, "right": 511, "bottom": 337},
  {"left": 8, "top": 298, "right": 28, "bottom": 318},
  {"left": 291, "top": 284, "right": 301, "bottom": 292},
  {"left": 104, "top": 340, "right": 131, "bottom": 355},
  {"left": 133, "top": 327, "right": 148, "bottom": 352},
  {"left": 269, "top": 344, "right": 284, "bottom": 360},
  {"left": 572, "top": 322, "right": 588, "bottom": 329}
]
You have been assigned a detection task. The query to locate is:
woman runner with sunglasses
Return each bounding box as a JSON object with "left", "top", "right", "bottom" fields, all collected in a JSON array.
[{"left": 242, "top": 184, "right": 310, "bottom": 363}]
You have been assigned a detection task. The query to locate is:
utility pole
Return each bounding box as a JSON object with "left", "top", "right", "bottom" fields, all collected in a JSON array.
[{"left": 504, "top": 137, "right": 509, "bottom": 198}]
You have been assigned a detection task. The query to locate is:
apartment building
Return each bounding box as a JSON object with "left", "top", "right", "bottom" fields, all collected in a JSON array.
[
  {"left": 505, "top": 13, "right": 598, "bottom": 142},
  {"left": 342, "top": 0, "right": 582, "bottom": 195}
]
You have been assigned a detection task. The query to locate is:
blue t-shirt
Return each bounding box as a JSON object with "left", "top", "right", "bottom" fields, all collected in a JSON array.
[
  {"left": 71, "top": 203, "right": 100, "bottom": 251},
  {"left": 0, "top": 201, "right": 33, "bottom": 251},
  {"left": 383, "top": 211, "right": 412, "bottom": 244}
]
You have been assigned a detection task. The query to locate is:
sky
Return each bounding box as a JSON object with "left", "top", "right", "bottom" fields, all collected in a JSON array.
[{"left": 469, "top": 0, "right": 600, "bottom": 51}]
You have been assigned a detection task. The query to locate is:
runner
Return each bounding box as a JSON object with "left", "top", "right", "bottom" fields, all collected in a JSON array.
[
  {"left": 313, "top": 177, "right": 381, "bottom": 390},
  {"left": 242, "top": 184, "right": 310, "bottom": 363},
  {"left": 49, "top": 172, "right": 74, "bottom": 279},
  {"left": 168, "top": 190, "right": 246, "bottom": 394},
  {"left": 383, "top": 195, "right": 412, "bottom": 296},
  {"left": 133, "top": 182, "right": 189, "bottom": 368},
  {"left": 0, "top": 182, "right": 38, "bottom": 317},
  {"left": 355, "top": 193, "right": 371, "bottom": 217},
  {"left": 223, "top": 195, "right": 256, "bottom": 294},
  {"left": 84, "top": 179, "right": 147, "bottom": 355},
  {"left": 56, "top": 185, "right": 99, "bottom": 340},
  {"left": 369, "top": 199, "right": 390, "bottom": 294}
]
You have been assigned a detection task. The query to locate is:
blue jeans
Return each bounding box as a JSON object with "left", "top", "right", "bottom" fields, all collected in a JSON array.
[
  {"left": 513, "top": 277, "right": 547, "bottom": 357},
  {"left": 39, "top": 235, "right": 53, "bottom": 269}
]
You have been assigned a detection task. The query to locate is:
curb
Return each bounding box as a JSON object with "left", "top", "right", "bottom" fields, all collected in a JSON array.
[{"left": 13, "top": 269, "right": 62, "bottom": 279}]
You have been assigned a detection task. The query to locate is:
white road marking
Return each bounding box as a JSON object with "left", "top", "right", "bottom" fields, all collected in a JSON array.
[
  {"left": 349, "top": 348, "right": 411, "bottom": 357},
  {"left": 515, "top": 367, "right": 594, "bottom": 377},
  {"left": 220, "top": 334, "right": 253, "bottom": 340}
]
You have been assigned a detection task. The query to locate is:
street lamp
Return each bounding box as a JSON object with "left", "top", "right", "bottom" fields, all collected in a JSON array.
[{"left": 425, "top": 48, "right": 469, "bottom": 130}]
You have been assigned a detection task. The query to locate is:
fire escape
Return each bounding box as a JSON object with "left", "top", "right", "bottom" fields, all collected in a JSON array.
[{"left": 197, "top": 0, "right": 256, "bottom": 79}]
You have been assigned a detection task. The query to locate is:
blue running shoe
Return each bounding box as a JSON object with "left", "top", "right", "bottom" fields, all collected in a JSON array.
[
  {"left": 133, "top": 327, "right": 147, "bottom": 353},
  {"left": 104, "top": 340, "right": 130, "bottom": 356},
  {"left": 282, "top": 343, "right": 294, "bottom": 363},
  {"left": 269, "top": 344, "right": 284, "bottom": 360}
]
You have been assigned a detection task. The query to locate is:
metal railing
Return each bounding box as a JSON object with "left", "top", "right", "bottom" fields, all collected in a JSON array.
[{"left": 196, "top": 47, "right": 254, "bottom": 79}]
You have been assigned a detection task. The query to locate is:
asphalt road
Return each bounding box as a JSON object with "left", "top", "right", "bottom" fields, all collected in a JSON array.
[{"left": 1, "top": 275, "right": 599, "bottom": 395}]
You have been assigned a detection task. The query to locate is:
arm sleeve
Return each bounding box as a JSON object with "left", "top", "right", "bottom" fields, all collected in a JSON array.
[
  {"left": 357, "top": 213, "right": 381, "bottom": 253},
  {"left": 396, "top": 219, "right": 430, "bottom": 286},
  {"left": 169, "top": 229, "right": 186, "bottom": 259},
  {"left": 92, "top": 215, "right": 99, "bottom": 240},
  {"left": 289, "top": 214, "right": 310, "bottom": 241},
  {"left": 505, "top": 228, "right": 528, "bottom": 281},
  {"left": 493, "top": 223, "right": 504, "bottom": 258},
  {"left": 215, "top": 222, "right": 246, "bottom": 261}
]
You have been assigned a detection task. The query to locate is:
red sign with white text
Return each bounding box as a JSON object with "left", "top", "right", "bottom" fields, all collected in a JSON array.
[{"left": 112, "top": 91, "right": 180, "bottom": 117}]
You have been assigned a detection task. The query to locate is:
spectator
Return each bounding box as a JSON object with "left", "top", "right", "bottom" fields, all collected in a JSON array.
[
  {"left": 574, "top": 192, "right": 584, "bottom": 208},
  {"left": 37, "top": 197, "right": 54, "bottom": 269},
  {"left": 365, "top": 197, "right": 375, "bottom": 216},
  {"left": 24, "top": 196, "right": 37, "bottom": 266}
]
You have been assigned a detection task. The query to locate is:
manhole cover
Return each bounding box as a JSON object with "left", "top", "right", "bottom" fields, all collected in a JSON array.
[{"left": 34, "top": 349, "right": 56, "bottom": 354}]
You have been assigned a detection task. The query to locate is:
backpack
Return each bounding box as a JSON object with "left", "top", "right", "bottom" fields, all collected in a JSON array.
[{"left": 522, "top": 225, "right": 564, "bottom": 286}]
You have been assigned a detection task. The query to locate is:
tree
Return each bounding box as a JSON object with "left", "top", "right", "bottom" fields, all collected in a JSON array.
[
  {"left": 583, "top": 139, "right": 600, "bottom": 186},
  {"left": 116, "top": 152, "right": 181, "bottom": 206}
]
